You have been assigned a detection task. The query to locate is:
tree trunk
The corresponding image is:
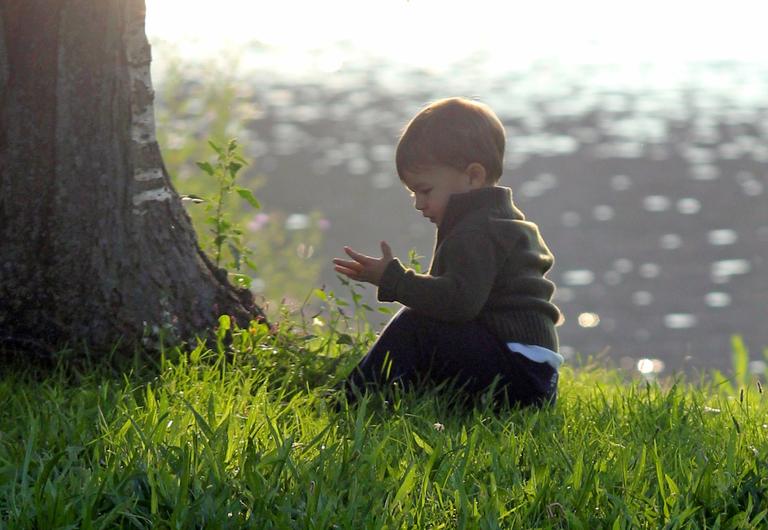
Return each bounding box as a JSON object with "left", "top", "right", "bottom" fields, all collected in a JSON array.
[{"left": 0, "top": 0, "right": 266, "bottom": 357}]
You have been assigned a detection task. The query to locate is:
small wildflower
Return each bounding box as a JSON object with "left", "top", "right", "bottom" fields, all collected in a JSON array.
[
  {"left": 433, "top": 422, "right": 444, "bottom": 432},
  {"left": 703, "top": 406, "right": 721, "bottom": 414},
  {"left": 248, "top": 212, "right": 270, "bottom": 231}
]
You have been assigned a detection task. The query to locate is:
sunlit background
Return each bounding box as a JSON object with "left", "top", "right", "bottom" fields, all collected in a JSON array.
[
  {"left": 145, "top": 0, "right": 768, "bottom": 377},
  {"left": 146, "top": 0, "right": 768, "bottom": 68}
]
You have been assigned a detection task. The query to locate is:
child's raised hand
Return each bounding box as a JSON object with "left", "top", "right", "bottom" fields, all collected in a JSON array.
[{"left": 332, "top": 241, "right": 394, "bottom": 286}]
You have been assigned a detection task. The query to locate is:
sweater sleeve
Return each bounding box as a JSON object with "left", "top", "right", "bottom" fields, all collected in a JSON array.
[{"left": 377, "top": 231, "right": 499, "bottom": 322}]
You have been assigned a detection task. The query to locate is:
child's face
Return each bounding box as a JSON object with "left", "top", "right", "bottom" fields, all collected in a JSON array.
[{"left": 402, "top": 164, "right": 486, "bottom": 226}]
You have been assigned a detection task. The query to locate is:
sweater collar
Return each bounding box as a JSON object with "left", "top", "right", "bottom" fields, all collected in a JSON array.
[{"left": 437, "top": 186, "right": 524, "bottom": 243}]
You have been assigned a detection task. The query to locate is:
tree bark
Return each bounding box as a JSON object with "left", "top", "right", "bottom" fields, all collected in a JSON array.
[{"left": 0, "top": 0, "right": 266, "bottom": 357}]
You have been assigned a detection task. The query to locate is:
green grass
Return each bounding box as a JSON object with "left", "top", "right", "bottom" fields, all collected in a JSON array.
[{"left": 1, "top": 318, "right": 767, "bottom": 529}]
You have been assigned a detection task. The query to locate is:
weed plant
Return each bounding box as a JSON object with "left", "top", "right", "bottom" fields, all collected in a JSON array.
[
  {"left": 1, "top": 291, "right": 767, "bottom": 529},
  {"left": 192, "top": 139, "right": 261, "bottom": 290},
  {"left": 158, "top": 64, "right": 327, "bottom": 305}
]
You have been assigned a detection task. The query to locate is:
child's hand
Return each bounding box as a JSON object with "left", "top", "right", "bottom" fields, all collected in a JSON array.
[{"left": 332, "top": 241, "right": 394, "bottom": 286}]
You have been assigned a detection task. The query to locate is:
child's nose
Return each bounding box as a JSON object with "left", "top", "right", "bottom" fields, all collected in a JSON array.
[{"left": 414, "top": 196, "right": 425, "bottom": 211}]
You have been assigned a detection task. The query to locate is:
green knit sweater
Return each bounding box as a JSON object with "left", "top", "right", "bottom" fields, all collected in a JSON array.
[{"left": 378, "top": 186, "right": 562, "bottom": 351}]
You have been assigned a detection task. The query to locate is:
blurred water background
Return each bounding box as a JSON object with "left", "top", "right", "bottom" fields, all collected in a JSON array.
[{"left": 146, "top": 0, "right": 768, "bottom": 377}]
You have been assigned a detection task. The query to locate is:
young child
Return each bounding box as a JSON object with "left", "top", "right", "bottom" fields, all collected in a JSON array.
[{"left": 332, "top": 97, "right": 563, "bottom": 408}]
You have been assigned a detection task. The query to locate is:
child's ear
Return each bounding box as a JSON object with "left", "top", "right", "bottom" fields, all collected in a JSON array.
[{"left": 466, "top": 162, "right": 488, "bottom": 188}]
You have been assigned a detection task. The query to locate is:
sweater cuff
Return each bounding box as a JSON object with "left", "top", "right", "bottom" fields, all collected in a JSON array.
[{"left": 377, "top": 258, "right": 405, "bottom": 302}]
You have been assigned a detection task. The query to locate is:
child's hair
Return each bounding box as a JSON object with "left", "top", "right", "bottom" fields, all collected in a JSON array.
[{"left": 396, "top": 97, "right": 506, "bottom": 183}]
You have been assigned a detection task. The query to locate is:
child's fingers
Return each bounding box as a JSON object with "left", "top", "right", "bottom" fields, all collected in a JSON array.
[
  {"left": 334, "top": 265, "right": 360, "bottom": 280},
  {"left": 380, "top": 240, "right": 393, "bottom": 260},
  {"left": 344, "top": 246, "right": 373, "bottom": 264},
  {"left": 332, "top": 258, "right": 363, "bottom": 271}
]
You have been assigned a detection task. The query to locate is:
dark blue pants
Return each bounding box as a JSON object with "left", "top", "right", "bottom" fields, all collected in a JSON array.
[{"left": 343, "top": 308, "right": 558, "bottom": 408}]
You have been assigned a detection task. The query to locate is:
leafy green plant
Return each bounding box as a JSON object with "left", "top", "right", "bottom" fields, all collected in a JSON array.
[
  {"left": 179, "top": 138, "right": 327, "bottom": 308},
  {"left": 408, "top": 248, "right": 425, "bottom": 274},
  {"left": 193, "top": 139, "right": 261, "bottom": 289},
  {"left": 155, "top": 57, "right": 329, "bottom": 308}
]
